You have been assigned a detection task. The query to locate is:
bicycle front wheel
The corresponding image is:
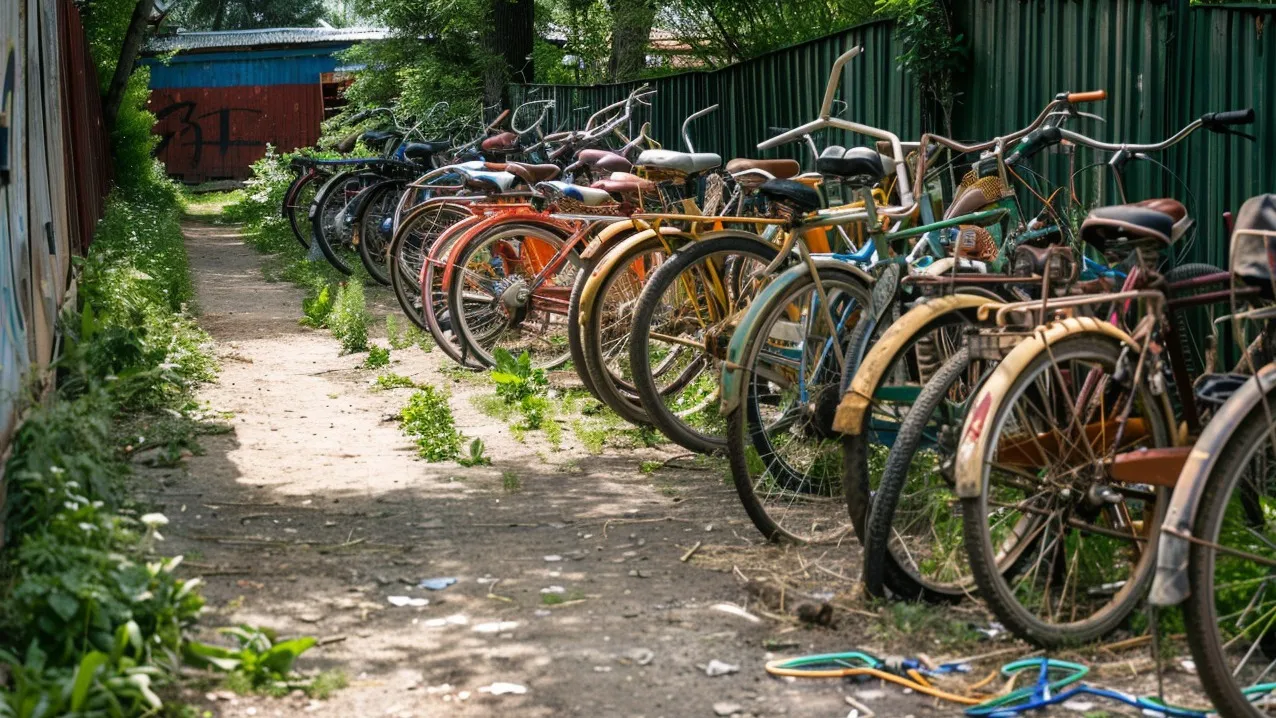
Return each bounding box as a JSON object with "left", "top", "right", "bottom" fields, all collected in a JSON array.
[
  {"left": 960, "top": 332, "right": 1170, "bottom": 647},
  {"left": 388, "top": 202, "right": 472, "bottom": 331},
  {"left": 628, "top": 235, "right": 779, "bottom": 454},
  {"left": 724, "top": 264, "right": 872, "bottom": 543}
]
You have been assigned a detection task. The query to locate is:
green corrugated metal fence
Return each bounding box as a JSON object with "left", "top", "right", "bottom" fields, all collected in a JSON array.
[
  {"left": 512, "top": 0, "right": 1275, "bottom": 267},
  {"left": 511, "top": 19, "right": 919, "bottom": 164}
]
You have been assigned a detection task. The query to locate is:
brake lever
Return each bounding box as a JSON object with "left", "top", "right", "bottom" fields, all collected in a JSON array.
[{"left": 1204, "top": 122, "right": 1257, "bottom": 142}]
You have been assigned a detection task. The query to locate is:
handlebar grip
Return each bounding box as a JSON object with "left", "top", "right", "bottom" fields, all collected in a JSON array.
[
  {"left": 544, "top": 131, "right": 572, "bottom": 142},
  {"left": 1203, "top": 108, "right": 1255, "bottom": 126},
  {"left": 347, "top": 110, "right": 371, "bottom": 124},
  {"left": 767, "top": 126, "right": 792, "bottom": 135},
  {"left": 1066, "top": 90, "right": 1107, "bottom": 103},
  {"left": 487, "top": 109, "right": 511, "bottom": 131}
]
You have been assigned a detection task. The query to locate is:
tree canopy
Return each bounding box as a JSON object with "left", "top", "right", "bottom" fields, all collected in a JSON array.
[{"left": 166, "top": 0, "right": 327, "bottom": 31}]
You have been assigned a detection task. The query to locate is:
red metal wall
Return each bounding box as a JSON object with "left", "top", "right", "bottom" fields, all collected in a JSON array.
[{"left": 148, "top": 84, "right": 323, "bottom": 183}]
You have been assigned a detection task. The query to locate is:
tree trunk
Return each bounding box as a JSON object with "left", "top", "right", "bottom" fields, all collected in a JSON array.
[
  {"left": 103, "top": 0, "right": 154, "bottom": 131},
  {"left": 482, "top": 0, "right": 535, "bottom": 110},
  {"left": 212, "top": 0, "right": 228, "bottom": 31},
  {"left": 608, "top": 0, "right": 654, "bottom": 81}
]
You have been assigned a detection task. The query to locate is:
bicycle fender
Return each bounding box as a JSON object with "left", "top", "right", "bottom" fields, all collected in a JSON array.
[
  {"left": 953, "top": 317, "right": 1140, "bottom": 500},
  {"left": 579, "top": 219, "right": 649, "bottom": 261},
  {"left": 1150, "top": 362, "right": 1276, "bottom": 607},
  {"left": 719, "top": 258, "right": 874, "bottom": 416},
  {"left": 577, "top": 227, "right": 685, "bottom": 327},
  {"left": 832, "top": 294, "right": 1001, "bottom": 436}
]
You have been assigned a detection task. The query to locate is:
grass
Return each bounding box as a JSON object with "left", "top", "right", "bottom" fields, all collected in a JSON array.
[
  {"left": 398, "top": 386, "right": 464, "bottom": 462},
  {"left": 502, "top": 470, "right": 522, "bottom": 493},
  {"left": 362, "top": 345, "right": 390, "bottom": 369}
]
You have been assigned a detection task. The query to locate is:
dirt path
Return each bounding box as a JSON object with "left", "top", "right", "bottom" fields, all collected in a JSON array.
[{"left": 149, "top": 219, "right": 1197, "bottom": 718}]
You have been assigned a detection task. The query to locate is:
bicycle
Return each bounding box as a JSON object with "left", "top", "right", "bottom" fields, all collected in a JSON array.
[
  {"left": 1148, "top": 193, "right": 1276, "bottom": 717},
  {"left": 949, "top": 110, "right": 1256, "bottom": 647}
]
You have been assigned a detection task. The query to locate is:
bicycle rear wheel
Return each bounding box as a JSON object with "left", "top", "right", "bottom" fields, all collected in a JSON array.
[
  {"left": 312, "top": 171, "right": 371, "bottom": 276},
  {"left": 285, "top": 171, "right": 319, "bottom": 250},
  {"left": 960, "top": 332, "right": 1170, "bottom": 647},
  {"left": 446, "top": 223, "right": 578, "bottom": 369},
  {"left": 1184, "top": 394, "right": 1276, "bottom": 718}
]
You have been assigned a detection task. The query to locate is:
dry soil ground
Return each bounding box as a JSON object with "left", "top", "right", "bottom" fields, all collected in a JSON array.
[{"left": 141, "top": 217, "right": 1209, "bottom": 718}]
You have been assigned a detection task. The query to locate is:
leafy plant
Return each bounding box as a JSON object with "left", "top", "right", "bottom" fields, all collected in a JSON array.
[
  {"left": 301, "top": 285, "right": 334, "bottom": 328},
  {"left": 457, "top": 438, "right": 492, "bottom": 467},
  {"left": 399, "top": 387, "right": 464, "bottom": 461},
  {"left": 185, "top": 625, "right": 316, "bottom": 695},
  {"left": 876, "top": 0, "right": 966, "bottom": 133},
  {"left": 385, "top": 315, "right": 415, "bottom": 350},
  {"left": 490, "top": 348, "right": 548, "bottom": 403},
  {"left": 363, "top": 345, "right": 391, "bottom": 369},
  {"left": 373, "top": 373, "right": 418, "bottom": 391},
  {"left": 328, "top": 280, "right": 371, "bottom": 354}
]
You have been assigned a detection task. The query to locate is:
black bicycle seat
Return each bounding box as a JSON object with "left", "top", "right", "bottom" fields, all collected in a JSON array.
[
  {"left": 760, "top": 179, "right": 821, "bottom": 214},
  {"left": 816, "top": 146, "right": 885, "bottom": 187}
]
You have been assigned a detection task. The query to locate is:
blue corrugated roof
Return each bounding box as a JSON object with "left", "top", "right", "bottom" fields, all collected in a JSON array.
[{"left": 145, "top": 27, "right": 387, "bottom": 54}]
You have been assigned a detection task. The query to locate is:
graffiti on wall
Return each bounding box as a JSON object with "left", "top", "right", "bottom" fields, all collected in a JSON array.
[{"left": 149, "top": 84, "right": 322, "bottom": 183}]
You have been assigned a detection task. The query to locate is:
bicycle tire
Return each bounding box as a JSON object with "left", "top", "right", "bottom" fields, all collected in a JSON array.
[
  {"left": 724, "top": 264, "right": 873, "bottom": 543},
  {"left": 446, "top": 222, "right": 578, "bottom": 370},
  {"left": 312, "top": 170, "right": 370, "bottom": 276},
  {"left": 628, "top": 235, "right": 780, "bottom": 454},
  {"left": 285, "top": 171, "right": 319, "bottom": 250},
  {"left": 581, "top": 236, "right": 674, "bottom": 426},
  {"left": 840, "top": 309, "right": 979, "bottom": 543},
  {"left": 1184, "top": 394, "right": 1276, "bottom": 718},
  {"left": 420, "top": 217, "right": 493, "bottom": 369},
  {"left": 354, "top": 181, "right": 403, "bottom": 286},
  {"left": 865, "top": 347, "right": 980, "bottom": 601},
  {"left": 960, "top": 333, "right": 1170, "bottom": 648},
  {"left": 388, "top": 202, "right": 472, "bottom": 331}
]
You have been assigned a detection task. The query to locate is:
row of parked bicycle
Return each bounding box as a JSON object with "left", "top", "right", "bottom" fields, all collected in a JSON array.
[{"left": 278, "top": 46, "right": 1275, "bottom": 715}]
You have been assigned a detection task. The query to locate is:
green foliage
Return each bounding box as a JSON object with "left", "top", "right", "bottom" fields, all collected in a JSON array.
[
  {"left": 399, "top": 387, "right": 464, "bottom": 461},
  {"left": 489, "top": 348, "right": 553, "bottom": 429},
  {"left": 301, "top": 285, "right": 335, "bottom": 328},
  {"left": 501, "top": 470, "right": 522, "bottom": 493},
  {"left": 875, "top": 0, "right": 966, "bottom": 131},
  {"left": 1, "top": 179, "right": 215, "bottom": 713},
  {"left": 373, "top": 373, "right": 418, "bottom": 391},
  {"left": 457, "top": 438, "right": 492, "bottom": 467},
  {"left": 165, "top": 0, "right": 325, "bottom": 31},
  {"left": 329, "top": 281, "right": 371, "bottom": 354},
  {"left": 363, "top": 345, "right": 391, "bottom": 369},
  {"left": 385, "top": 315, "right": 411, "bottom": 350},
  {"left": 185, "top": 626, "right": 315, "bottom": 693}
]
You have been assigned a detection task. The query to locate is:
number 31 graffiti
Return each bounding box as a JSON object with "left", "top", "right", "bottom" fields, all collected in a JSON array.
[{"left": 154, "top": 101, "right": 266, "bottom": 167}]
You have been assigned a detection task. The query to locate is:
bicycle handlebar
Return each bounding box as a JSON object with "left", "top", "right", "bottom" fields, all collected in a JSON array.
[
  {"left": 1066, "top": 89, "right": 1107, "bottom": 104},
  {"left": 1058, "top": 107, "right": 1253, "bottom": 153},
  {"left": 487, "top": 109, "right": 511, "bottom": 132},
  {"left": 681, "top": 104, "right": 718, "bottom": 153}
]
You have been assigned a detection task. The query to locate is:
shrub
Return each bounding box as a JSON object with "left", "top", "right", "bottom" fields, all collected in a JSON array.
[
  {"left": 373, "top": 373, "right": 417, "bottom": 391},
  {"left": 329, "top": 280, "right": 371, "bottom": 354},
  {"left": 363, "top": 345, "right": 390, "bottom": 369},
  {"left": 399, "top": 387, "right": 464, "bottom": 461}
]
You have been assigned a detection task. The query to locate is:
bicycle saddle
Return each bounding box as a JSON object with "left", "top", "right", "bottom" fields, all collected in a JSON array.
[
  {"left": 401, "top": 142, "right": 441, "bottom": 164},
  {"left": 635, "top": 149, "right": 722, "bottom": 175},
  {"left": 537, "top": 181, "right": 613, "bottom": 206},
  {"left": 759, "top": 179, "right": 822, "bottom": 215},
  {"left": 481, "top": 131, "right": 520, "bottom": 152},
  {"left": 815, "top": 146, "right": 884, "bottom": 187},
  {"left": 1231, "top": 194, "right": 1276, "bottom": 287},
  {"left": 504, "top": 162, "right": 561, "bottom": 184},
  {"left": 1080, "top": 199, "right": 1187, "bottom": 251},
  {"left": 592, "top": 172, "right": 654, "bottom": 195},
  {"left": 725, "top": 158, "right": 801, "bottom": 180},
  {"left": 576, "top": 149, "right": 633, "bottom": 173},
  {"left": 458, "top": 168, "right": 518, "bottom": 193}
]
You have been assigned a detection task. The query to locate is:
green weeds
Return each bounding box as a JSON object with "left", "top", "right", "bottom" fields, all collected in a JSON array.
[
  {"left": 457, "top": 438, "right": 492, "bottom": 467},
  {"left": 373, "top": 373, "right": 418, "bottom": 391},
  {"left": 329, "top": 280, "right": 371, "bottom": 354},
  {"left": 502, "top": 470, "right": 522, "bottom": 493},
  {"left": 186, "top": 625, "right": 337, "bottom": 698},
  {"left": 363, "top": 345, "right": 391, "bottom": 369},
  {"left": 399, "top": 387, "right": 464, "bottom": 461}
]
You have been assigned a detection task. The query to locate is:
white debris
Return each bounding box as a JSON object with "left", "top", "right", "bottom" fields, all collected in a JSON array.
[
  {"left": 473, "top": 621, "right": 519, "bottom": 633},
  {"left": 387, "top": 596, "right": 428, "bottom": 607},
  {"left": 711, "top": 603, "right": 761, "bottom": 623},
  {"left": 478, "top": 682, "right": 527, "bottom": 695},
  {"left": 704, "top": 659, "right": 740, "bottom": 676}
]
